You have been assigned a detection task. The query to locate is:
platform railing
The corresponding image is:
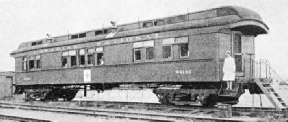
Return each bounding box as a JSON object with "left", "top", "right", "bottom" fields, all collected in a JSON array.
[
  {"left": 258, "top": 59, "right": 286, "bottom": 84},
  {"left": 243, "top": 57, "right": 286, "bottom": 84}
]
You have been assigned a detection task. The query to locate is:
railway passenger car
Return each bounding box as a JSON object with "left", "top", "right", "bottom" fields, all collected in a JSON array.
[{"left": 11, "top": 6, "right": 268, "bottom": 106}]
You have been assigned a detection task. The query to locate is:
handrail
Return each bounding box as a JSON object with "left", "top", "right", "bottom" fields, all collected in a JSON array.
[
  {"left": 243, "top": 57, "right": 286, "bottom": 84},
  {"left": 259, "top": 59, "right": 286, "bottom": 84}
]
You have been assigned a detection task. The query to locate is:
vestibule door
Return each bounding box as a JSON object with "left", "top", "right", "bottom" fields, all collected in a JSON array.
[{"left": 232, "top": 32, "right": 243, "bottom": 74}]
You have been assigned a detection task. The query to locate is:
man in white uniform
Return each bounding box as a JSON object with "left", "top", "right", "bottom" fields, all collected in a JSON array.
[{"left": 223, "top": 51, "right": 236, "bottom": 90}]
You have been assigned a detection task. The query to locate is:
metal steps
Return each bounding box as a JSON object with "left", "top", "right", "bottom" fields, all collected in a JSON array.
[
  {"left": 219, "top": 83, "right": 241, "bottom": 97},
  {"left": 254, "top": 78, "right": 288, "bottom": 111}
]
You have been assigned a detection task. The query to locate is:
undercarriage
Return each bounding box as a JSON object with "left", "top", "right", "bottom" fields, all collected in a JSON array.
[
  {"left": 14, "top": 81, "right": 247, "bottom": 106},
  {"left": 153, "top": 82, "right": 244, "bottom": 107},
  {"left": 15, "top": 86, "right": 78, "bottom": 101}
]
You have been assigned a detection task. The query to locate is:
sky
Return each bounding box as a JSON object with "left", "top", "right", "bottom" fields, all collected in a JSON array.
[{"left": 0, "top": 0, "right": 288, "bottom": 79}]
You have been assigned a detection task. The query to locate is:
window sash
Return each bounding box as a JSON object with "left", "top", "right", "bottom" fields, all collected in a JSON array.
[
  {"left": 62, "top": 57, "right": 68, "bottom": 68},
  {"left": 133, "top": 49, "right": 141, "bottom": 61},
  {"left": 36, "top": 55, "right": 41, "bottom": 59},
  {"left": 79, "top": 55, "right": 85, "bottom": 65},
  {"left": 233, "top": 33, "right": 242, "bottom": 53},
  {"left": 163, "top": 46, "right": 172, "bottom": 59},
  {"left": 71, "top": 56, "right": 77, "bottom": 66},
  {"left": 88, "top": 48, "right": 95, "bottom": 53},
  {"left": 143, "top": 41, "right": 154, "bottom": 47},
  {"left": 162, "top": 38, "right": 175, "bottom": 45},
  {"left": 133, "top": 42, "right": 143, "bottom": 48},
  {"left": 29, "top": 60, "right": 35, "bottom": 70},
  {"left": 22, "top": 57, "right": 27, "bottom": 71},
  {"left": 79, "top": 49, "right": 85, "bottom": 55},
  {"left": 87, "top": 54, "right": 94, "bottom": 65},
  {"left": 176, "top": 37, "right": 188, "bottom": 43},
  {"left": 69, "top": 50, "right": 76, "bottom": 56},
  {"left": 96, "top": 47, "right": 103, "bottom": 52},
  {"left": 29, "top": 56, "right": 35, "bottom": 60},
  {"left": 62, "top": 51, "right": 69, "bottom": 56},
  {"left": 154, "top": 20, "right": 164, "bottom": 26},
  {"left": 133, "top": 41, "right": 154, "bottom": 48},
  {"left": 36, "top": 59, "right": 41, "bottom": 69},
  {"left": 146, "top": 47, "right": 154, "bottom": 60},
  {"left": 97, "top": 53, "right": 104, "bottom": 65},
  {"left": 22, "top": 62, "right": 27, "bottom": 71},
  {"left": 180, "top": 43, "right": 189, "bottom": 57}
]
